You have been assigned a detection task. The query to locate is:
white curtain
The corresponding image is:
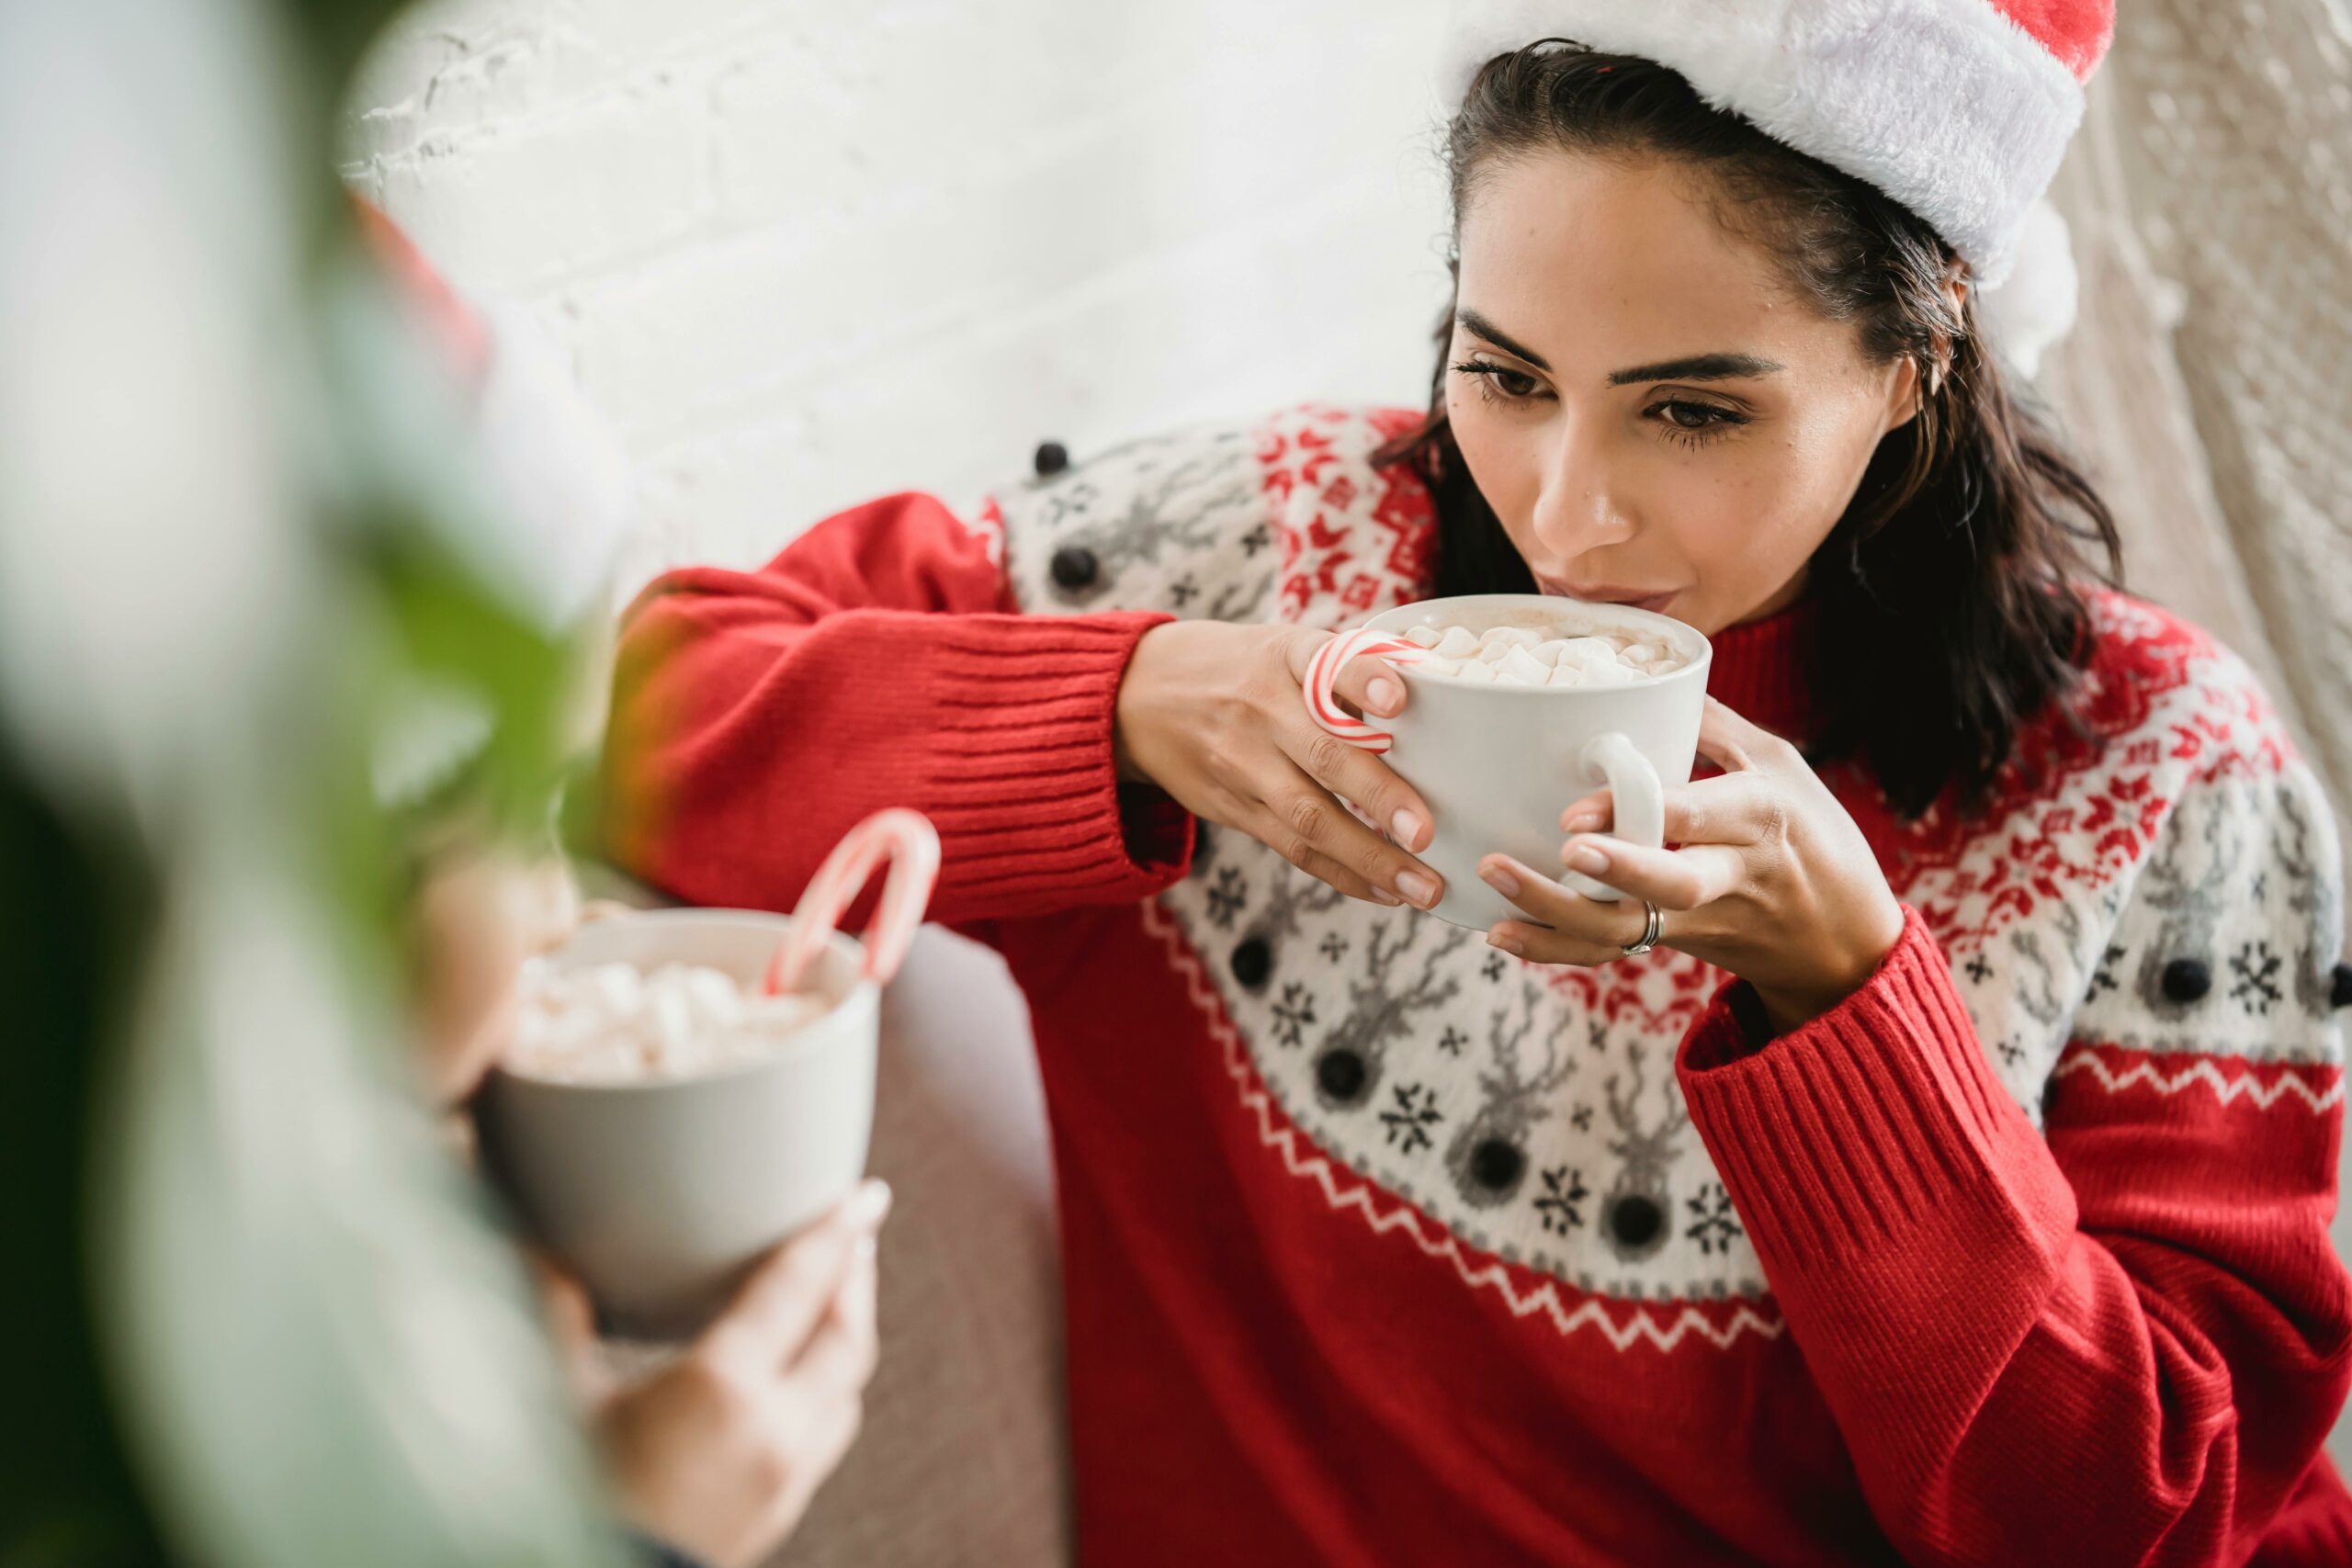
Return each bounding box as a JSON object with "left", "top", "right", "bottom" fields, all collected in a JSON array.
[
  {"left": 2041, "top": 0, "right": 2352, "bottom": 928},
  {"left": 2038, "top": 0, "right": 2352, "bottom": 1462}
]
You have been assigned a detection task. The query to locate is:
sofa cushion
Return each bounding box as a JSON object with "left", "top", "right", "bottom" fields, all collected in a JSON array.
[{"left": 767, "top": 925, "right": 1070, "bottom": 1568}]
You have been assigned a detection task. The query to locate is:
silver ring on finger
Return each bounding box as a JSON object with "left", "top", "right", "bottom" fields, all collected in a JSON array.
[{"left": 1620, "top": 900, "right": 1664, "bottom": 959}]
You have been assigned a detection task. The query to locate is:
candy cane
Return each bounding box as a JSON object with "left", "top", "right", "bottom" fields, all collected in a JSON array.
[
  {"left": 1301, "top": 627, "right": 1426, "bottom": 755},
  {"left": 762, "top": 808, "right": 943, "bottom": 996}
]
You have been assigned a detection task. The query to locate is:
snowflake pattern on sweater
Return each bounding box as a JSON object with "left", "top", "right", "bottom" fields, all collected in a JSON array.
[{"left": 988, "top": 403, "right": 2346, "bottom": 1328}]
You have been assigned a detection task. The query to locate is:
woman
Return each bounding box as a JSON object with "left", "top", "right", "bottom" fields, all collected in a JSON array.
[{"left": 603, "top": 5, "right": 2352, "bottom": 1563}]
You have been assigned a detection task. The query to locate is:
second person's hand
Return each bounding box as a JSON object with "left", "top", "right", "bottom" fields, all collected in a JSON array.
[
  {"left": 538, "top": 1181, "right": 893, "bottom": 1568},
  {"left": 1114, "top": 619, "right": 1445, "bottom": 908}
]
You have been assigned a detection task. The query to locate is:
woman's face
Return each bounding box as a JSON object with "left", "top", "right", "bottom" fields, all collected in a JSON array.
[{"left": 1446, "top": 150, "right": 1922, "bottom": 635}]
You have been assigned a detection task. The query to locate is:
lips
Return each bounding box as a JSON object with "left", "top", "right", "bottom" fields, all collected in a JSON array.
[{"left": 1538, "top": 578, "right": 1678, "bottom": 614}]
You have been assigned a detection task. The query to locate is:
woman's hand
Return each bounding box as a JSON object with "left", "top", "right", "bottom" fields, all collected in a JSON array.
[
  {"left": 1475, "top": 698, "right": 1905, "bottom": 1032},
  {"left": 1114, "top": 619, "right": 1446, "bottom": 909},
  {"left": 538, "top": 1182, "right": 892, "bottom": 1568}
]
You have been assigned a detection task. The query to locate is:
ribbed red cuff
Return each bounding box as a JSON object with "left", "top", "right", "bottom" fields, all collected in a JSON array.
[
  {"left": 1674, "top": 910, "right": 2075, "bottom": 1428},
  {"left": 921, "top": 610, "right": 1192, "bottom": 915}
]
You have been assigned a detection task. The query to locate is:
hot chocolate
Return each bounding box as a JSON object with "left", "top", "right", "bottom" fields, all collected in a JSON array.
[
  {"left": 1396, "top": 621, "right": 1688, "bottom": 688},
  {"left": 508, "top": 956, "right": 829, "bottom": 1085}
]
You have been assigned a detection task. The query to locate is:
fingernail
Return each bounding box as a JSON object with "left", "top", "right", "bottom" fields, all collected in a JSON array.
[
  {"left": 1395, "top": 870, "right": 1440, "bottom": 908},
  {"left": 851, "top": 1179, "right": 893, "bottom": 1227},
  {"left": 1370, "top": 886, "right": 1403, "bottom": 906},
  {"left": 1560, "top": 811, "right": 1600, "bottom": 833},
  {"left": 1488, "top": 933, "right": 1524, "bottom": 957},
  {"left": 1390, "top": 808, "right": 1425, "bottom": 850},
  {"left": 1480, "top": 863, "right": 1521, "bottom": 897},
  {"left": 1565, "top": 842, "right": 1609, "bottom": 875},
  {"left": 1367, "top": 677, "right": 1402, "bottom": 715}
]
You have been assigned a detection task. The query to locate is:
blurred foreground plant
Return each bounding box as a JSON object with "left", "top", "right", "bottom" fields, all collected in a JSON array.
[{"left": 0, "top": 2, "right": 631, "bottom": 1564}]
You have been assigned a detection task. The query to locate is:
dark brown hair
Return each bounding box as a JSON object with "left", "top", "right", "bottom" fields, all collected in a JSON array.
[{"left": 1379, "top": 43, "right": 2121, "bottom": 818}]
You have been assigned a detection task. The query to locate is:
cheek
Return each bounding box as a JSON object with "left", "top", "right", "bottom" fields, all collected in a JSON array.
[
  {"left": 1717, "top": 404, "right": 1881, "bottom": 544},
  {"left": 1446, "top": 389, "right": 1537, "bottom": 520},
  {"left": 1654, "top": 409, "right": 1880, "bottom": 614},
  {"left": 1765, "top": 397, "right": 1891, "bottom": 540},
  {"left": 1632, "top": 480, "right": 1769, "bottom": 607}
]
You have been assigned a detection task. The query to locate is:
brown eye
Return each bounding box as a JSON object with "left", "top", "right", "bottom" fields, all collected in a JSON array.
[
  {"left": 1647, "top": 398, "right": 1749, "bottom": 440},
  {"left": 1451, "top": 358, "right": 1553, "bottom": 404}
]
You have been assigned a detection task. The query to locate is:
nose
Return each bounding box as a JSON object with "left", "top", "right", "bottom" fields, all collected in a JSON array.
[{"left": 1527, "top": 417, "right": 1634, "bottom": 559}]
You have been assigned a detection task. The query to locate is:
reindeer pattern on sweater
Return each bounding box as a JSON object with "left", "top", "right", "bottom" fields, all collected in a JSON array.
[{"left": 973, "top": 403, "right": 2346, "bottom": 1335}]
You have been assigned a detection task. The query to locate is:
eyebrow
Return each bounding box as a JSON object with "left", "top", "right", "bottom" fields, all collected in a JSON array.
[
  {"left": 1455, "top": 309, "right": 1553, "bottom": 372},
  {"left": 1606, "top": 352, "right": 1786, "bottom": 385},
  {"left": 1454, "top": 309, "right": 1785, "bottom": 386}
]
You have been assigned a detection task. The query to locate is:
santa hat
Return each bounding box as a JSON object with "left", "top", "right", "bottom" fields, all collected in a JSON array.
[
  {"left": 1440, "top": 0, "right": 2114, "bottom": 290},
  {"left": 353, "top": 195, "right": 635, "bottom": 637}
]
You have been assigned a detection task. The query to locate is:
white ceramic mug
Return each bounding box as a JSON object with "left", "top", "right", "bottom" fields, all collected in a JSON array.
[
  {"left": 475, "top": 909, "right": 878, "bottom": 1339},
  {"left": 1326, "top": 594, "right": 1713, "bottom": 931}
]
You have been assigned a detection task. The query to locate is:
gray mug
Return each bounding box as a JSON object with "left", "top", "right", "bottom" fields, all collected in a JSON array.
[{"left": 475, "top": 908, "right": 877, "bottom": 1339}]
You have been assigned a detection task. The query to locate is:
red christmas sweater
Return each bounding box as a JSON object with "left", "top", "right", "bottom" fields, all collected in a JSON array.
[{"left": 603, "top": 405, "right": 2352, "bottom": 1567}]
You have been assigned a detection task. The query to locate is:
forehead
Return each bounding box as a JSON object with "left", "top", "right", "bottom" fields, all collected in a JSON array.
[{"left": 1454, "top": 150, "right": 1835, "bottom": 371}]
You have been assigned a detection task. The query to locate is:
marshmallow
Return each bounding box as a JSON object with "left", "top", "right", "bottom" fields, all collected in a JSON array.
[
  {"left": 1552, "top": 637, "right": 1622, "bottom": 666},
  {"left": 1403, "top": 621, "right": 1687, "bottom": 689},
  {"left": 1497, "top": 645, "right": 1553, "bottom": 686},
  {"left": 507, "top": 960, "right": 831, "bottom": 1084},
  {"left": 1552, "top": 657, "right": 1641, "bottom": 689}
]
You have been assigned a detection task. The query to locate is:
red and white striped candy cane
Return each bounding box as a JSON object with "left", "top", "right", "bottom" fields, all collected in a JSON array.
[
  {"left": 761, "top": 807, "right": 943, "bottom": 996},
  {"left": 1302, "top": 627, "right": 1426, "bottom": 755}
]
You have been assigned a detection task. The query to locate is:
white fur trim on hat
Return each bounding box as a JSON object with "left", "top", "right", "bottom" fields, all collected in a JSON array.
[
  {"left": 470, "top": 300, "right": 636, "bottom": 633},
  {"left": 1977, "top": 198, "right": 2078, "bottom": 379},
  {"left": 1441, "top": 0, "right": 2087, "bottom": 285}
]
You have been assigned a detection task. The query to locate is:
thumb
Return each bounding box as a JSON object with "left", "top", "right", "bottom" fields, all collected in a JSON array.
[
  {"left": 698, "top": 1180, "right": 893, "bottom": 1380},
  {"left": 1696, "top": 696, "right": 1789, "bottom": 773}
]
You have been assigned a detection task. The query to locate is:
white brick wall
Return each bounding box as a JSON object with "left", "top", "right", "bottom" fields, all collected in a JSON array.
[{"left": 342, "top": 0, "right": 1453, "bottom": 593}]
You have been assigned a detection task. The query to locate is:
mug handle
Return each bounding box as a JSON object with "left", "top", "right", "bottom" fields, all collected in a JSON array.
[
  {"left": 762, "top": 808, "right": 944, "bottom": 995},
  {"left": 1562, "top": 732, "right": 1659, "bottom": 903},
  {"left": 1302, "top": 627, "right": 1426, "bottom": 755}
]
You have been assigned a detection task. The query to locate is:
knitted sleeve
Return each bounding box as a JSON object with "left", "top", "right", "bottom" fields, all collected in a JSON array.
[
  {"left": 599, "top": 491, "right": 1191, "bottom": 926},
  {"left": 1674, "top": 752, "right": 2352, "bottom": 1567}
]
